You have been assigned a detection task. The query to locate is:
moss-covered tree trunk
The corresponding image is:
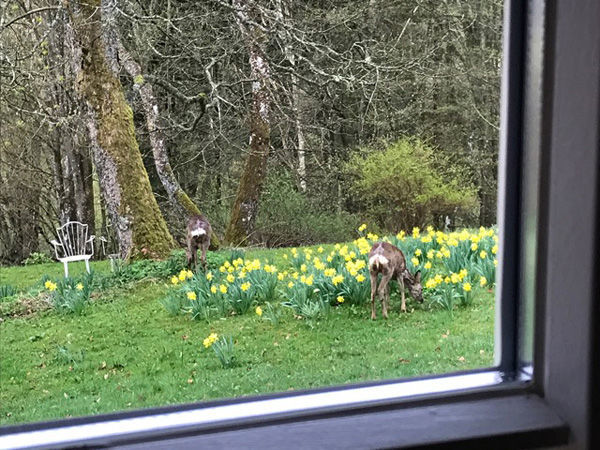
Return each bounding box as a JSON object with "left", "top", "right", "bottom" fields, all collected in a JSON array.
[
  {"left": 69, "top": 1, "right": 174, "bottom": 259},
  {"left": 225, "top": 1, "right": 272, "bottom": 245}
]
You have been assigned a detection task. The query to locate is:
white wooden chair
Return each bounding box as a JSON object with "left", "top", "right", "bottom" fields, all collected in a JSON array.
[{"left": 50, "top": 221, "right": 95, "bottom": 277}]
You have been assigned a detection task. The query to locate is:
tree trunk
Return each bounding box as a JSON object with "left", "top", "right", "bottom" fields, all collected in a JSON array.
[
  {"left": 224, "top": 0, "right": 272, "bottom": 245},
  {"left": 113, "top": 39, "right": 220, "bottom": 249},
  {"left": 69, "top": 1, "right": 174, "bottom": 260}
]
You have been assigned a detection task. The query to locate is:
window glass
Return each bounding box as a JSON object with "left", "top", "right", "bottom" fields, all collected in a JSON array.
[{"left": 0, "top": 0, "right": 504, "bottom": 426}]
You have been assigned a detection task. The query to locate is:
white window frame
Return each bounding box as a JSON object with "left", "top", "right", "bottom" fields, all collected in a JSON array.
[{"left": 1, "top": 0, "right": 599, "bottom": 448}]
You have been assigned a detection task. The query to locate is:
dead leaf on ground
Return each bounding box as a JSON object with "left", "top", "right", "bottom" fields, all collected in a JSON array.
[{"left": 398, "top": 358, "right": 411, "bottom": 363}]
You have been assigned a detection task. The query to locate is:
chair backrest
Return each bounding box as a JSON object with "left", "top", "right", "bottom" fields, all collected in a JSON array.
[{"left": 56, "top": 221, "right": 90, "bottom": 257}]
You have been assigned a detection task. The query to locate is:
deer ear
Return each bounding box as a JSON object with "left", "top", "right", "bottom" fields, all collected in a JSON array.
[{"left": 415, "top": 270, "right": 421, "bottom": 282}]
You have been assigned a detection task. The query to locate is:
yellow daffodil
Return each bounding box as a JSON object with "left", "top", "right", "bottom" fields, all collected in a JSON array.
[
  {"left": 255, "top": 306, "right": 263, "bottom": 316},
  {"left": 480, "top": 276, "right": 488, "bottom": 287},
  {"left": 332, "top": 275, "right": 344, "bottom": 286},
  {"left": 170, "top": 276, "right": 179, "bottom": 285},
  {"left": 337, "top": 296, "right": 345, "bottom": 303},
  {"left": 471, "top": 243, "right": 478, "bottom": 251},
  {"left": 356, "top": 274, "right": 366, "bottom": 283},
  {"left": 480, "top": 250, "right": 487, "bottom": 259},
  {"left": 358, "top": 224, "right": 367, "bottom": 232},
  {"left": 206, "top": 272, "right": 213, "bottom": 281},
  {"left": 45, "top": 280, "right": 57, "bottom": 291},
  {"left": 424, "top": 261, "right": 432, "bottom": 269},
  {"left": 241, "top": 282, "right": 251, "bottom": 292},
  {"left": 210, "top": 285, "right": 217, "bottom": 294},
  {"left": 203, "top": 333, "right": 218, "bottom": 348},
  {"left": 415, "top": 249, "right": 422, "bottom": 256},
  {"left": 226, "top": 274, "right": 235, "bottom": 283},
  {"left": 76, "top": 283, "right": 83, "bottom": 291},
  {"left": 219, "top": 284, "right": 227, "bottom": 294},
  {"left": 288, "top": 281, "right": 294, "bottom": 288},
  {"left": 412, "top": 227, "right": 420, "bottom": 238},
  {"left": 411, "top": 257, "right": 419, "bottom": 266},
  {"left": 425, "top": 278, "right": 438, "bottom": 289},
  {"left": 187, "top": 291, "right": 197, "bottom": 300},
  {"left": 463, "top": 282, "right": 472, "bottom": 292}
]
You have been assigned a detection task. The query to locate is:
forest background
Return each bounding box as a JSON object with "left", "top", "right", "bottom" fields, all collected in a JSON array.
[{"left": 0, "top": 0, "right": 502, "bottom": 264}]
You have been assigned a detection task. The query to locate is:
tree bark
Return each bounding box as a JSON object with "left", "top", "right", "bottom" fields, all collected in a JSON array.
[
  {"left": 69, "top": 0, "right": 174, "bottom": 259},
  {"left": 224, "top": 0, "right": 272, "bottom": 245}
]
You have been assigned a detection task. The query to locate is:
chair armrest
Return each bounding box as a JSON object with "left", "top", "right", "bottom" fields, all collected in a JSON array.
[
  {"left": 86, "top": 235, "right": 95, "bottom": 256},
  {"left": 50, "top": 240, "right": 63, "bottom": 260}
]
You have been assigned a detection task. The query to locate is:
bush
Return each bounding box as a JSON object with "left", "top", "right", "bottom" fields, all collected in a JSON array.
[
  {"left": 46, "top": 273, "right": 93, "bottom": 314},
  {"left": 346, "top": 138, "right": 478, "bottom": 231},
  {"left": 23, "top": 252, "right": 53, "bottom": 265},
  {"left": 256, "top": 173, "right": 359, "bottom": 246},
  {"left": 95, "top": 250, "right": 228, "bottom": 290}
]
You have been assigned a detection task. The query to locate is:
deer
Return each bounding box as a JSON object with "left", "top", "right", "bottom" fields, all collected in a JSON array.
[
  {"left": 368, "top": 241, "right": 423, "bottom": 319},
  {"left": 186, "top": 214, "right": 212, "bottom": 272}
]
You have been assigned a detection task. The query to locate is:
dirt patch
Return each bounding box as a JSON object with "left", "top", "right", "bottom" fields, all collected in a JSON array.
[{"left": 0, "top": 294, "right": 52, "bottom": 320}]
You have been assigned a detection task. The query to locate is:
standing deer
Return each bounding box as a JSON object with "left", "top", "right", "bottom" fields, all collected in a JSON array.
[
  {"left": 186, "top": 214, "right": 212, "bottom": 271},
  {"left": 368, "top": 241, "right": 423, "bottom": 319}
]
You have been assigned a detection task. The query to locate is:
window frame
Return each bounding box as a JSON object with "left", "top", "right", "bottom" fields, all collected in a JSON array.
[{"left": 2, "top": 0, "right": 599, "bottom": 447}]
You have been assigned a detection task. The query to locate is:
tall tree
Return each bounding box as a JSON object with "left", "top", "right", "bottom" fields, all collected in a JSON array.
[
  {"left": 224, "top": 0, "right": 273, "bottom": 245},
  {"left": 102, "top": 1, "right": 220, "bottom": 248},
  {"left": 68, "top": 0, "right": 174, "bottom": 259}
]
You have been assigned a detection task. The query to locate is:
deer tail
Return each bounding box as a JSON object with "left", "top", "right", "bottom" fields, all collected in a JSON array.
[{"left": 369, "top": 254, "right": 389, "bottom": 270}]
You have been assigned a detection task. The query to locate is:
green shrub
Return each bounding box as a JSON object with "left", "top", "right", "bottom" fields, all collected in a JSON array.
[
  {"left": 256, "top": 173, "right": 359, "bottom": 246},
  {"left": 0, "top": 284, "right": 18, "bottom": 299},
  {"left": 47, "top": 274, "right": 93, "bottom": 315},
  {"left": 159, "top": 292, "right": 187, "bottom": 316},
  {"left": 23, "top": 252, "right": 53, "bottom": 265},
  {"left": 347, "top": 138, "right": 478, "bottom": 231}
]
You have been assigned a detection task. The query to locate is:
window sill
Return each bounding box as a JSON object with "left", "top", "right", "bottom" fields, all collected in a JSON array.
[{"left": 0, "top": 370, "right": 568, "bottom": 449}]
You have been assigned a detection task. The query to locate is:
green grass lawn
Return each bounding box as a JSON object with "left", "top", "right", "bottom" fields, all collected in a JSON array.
[{"left": 0, "top": 253, "right": 495, "bottom": 426}]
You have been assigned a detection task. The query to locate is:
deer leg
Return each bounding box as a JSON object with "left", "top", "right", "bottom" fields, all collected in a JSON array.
[
  {"left": 192, "top": 244, "right": 198, "bottom": 273},
  {"left": 186, "top": 236, "right": 193, "bottom": 269},
  {"left": 200, "top": 239, "right": 208, "bottom": 271},
  {"left": 378, "top": 272, "right": 393, "bottom": 319},
  {"left": 370, "top": 271, "right": 378, "bottom": 320},
  {"left": 398, "top": 276, "right": 406, "bottom": 312}
]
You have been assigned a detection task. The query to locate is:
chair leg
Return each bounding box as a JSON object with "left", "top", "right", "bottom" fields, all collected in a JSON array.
[
  {"left": 63, "top": 261, "right": 69, "bottom": 278},
  {"left": 85, "top": 259, "right": 90, "bottom": 273}
]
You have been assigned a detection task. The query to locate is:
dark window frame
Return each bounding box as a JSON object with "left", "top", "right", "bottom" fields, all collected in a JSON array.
[{"left": 1, "top": 0, "right": 599, "bottom": 448}]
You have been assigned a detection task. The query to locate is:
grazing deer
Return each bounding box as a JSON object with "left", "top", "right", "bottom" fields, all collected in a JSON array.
[
  {"left": 368, "top": 242, "right": 423, "bottom": 319},
  {"left": 186, "top": 214, "right": 212, "bottom": 271}
]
